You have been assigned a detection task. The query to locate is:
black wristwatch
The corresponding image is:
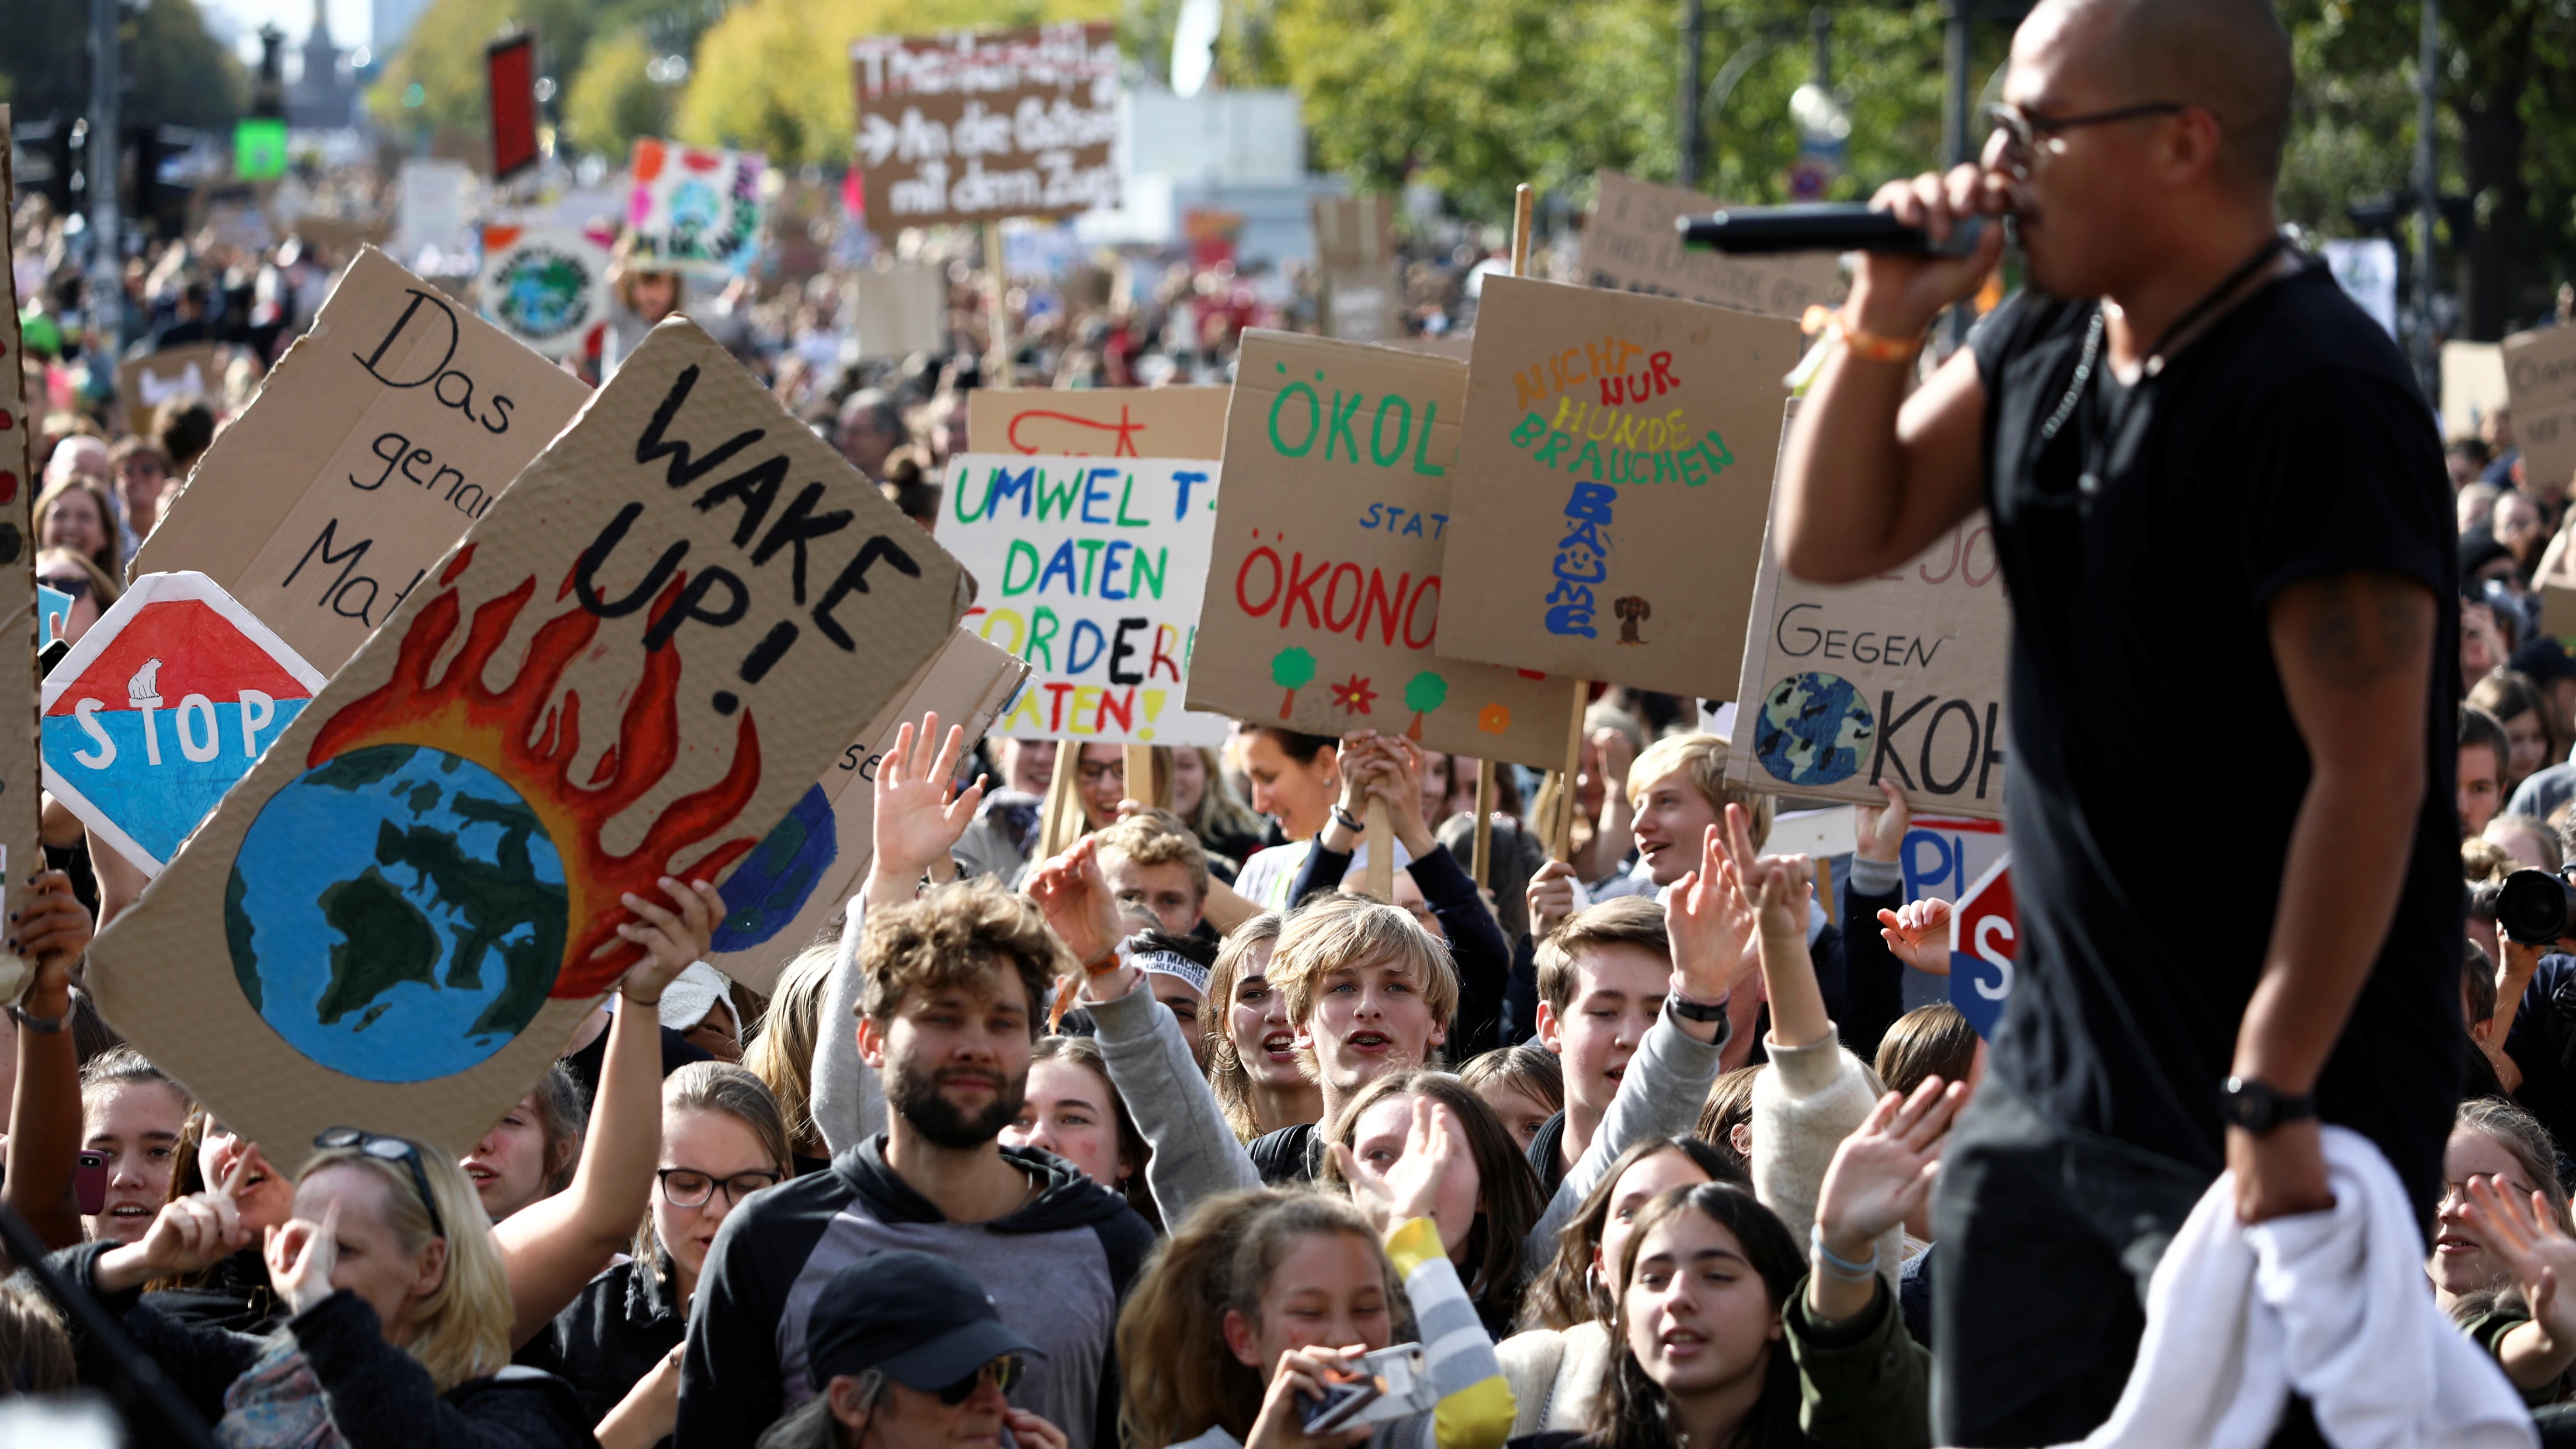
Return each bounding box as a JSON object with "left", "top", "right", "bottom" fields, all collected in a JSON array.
[
  {"left": 2220, "top": 1076, "right": 2315, "bottom": 1135},
  {"left": 1665, "top": 992, "right": 1730, "bottom": 1024}
]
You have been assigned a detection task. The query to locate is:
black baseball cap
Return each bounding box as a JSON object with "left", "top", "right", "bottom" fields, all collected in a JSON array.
[
  {"left": 805, "top": 1251, "right": 1041, "bottom": 1394},
  {"left": 2515, "top": 635, "right": 2576, "bottom": 686}
]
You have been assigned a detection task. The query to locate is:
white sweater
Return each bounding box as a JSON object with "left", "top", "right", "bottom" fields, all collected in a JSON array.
[{"left": 1749, "top": 1027, "right": 1902, "bottom": 1288}]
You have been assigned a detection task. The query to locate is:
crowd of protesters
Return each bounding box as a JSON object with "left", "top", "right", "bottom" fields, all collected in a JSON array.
[{"left": 12, "top": 0, "right": 2576, "bottom": 1444}]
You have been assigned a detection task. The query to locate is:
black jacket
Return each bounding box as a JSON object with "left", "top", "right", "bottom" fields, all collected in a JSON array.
[
  {"left": 523, "top": 1253, "right": 686, "bottom": 1439},
  {"left": 44, "top": 1241, "right": 592, "bottom": 1448},
  {"left": 676, "top": 1137, "right": 1152, "bottom": 1449}
]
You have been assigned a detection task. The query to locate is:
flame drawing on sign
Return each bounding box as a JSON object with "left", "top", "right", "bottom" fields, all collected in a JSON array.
[{"left": 306, "top": 544, "right": 765, "bottom": 999}]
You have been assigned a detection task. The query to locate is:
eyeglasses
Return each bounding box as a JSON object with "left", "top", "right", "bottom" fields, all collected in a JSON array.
[
  {"left": 313, "top": 1128, "right": 446, "bottom": 1243},
  {"left": 936, "top": 1356, "right": 1024, "bottom": 1407},
  {"left": 1075, "top": 760, "right": 1125, "bottom": 787},
  {"left": 1986, "top": 101, "right": 2190, "bottom": 179},
  {"left": 39, "top": 575, "right": 89, "bottom": 602},
  {"left": 655, "top": 1166, "right": 783, "bottom": 1208}
]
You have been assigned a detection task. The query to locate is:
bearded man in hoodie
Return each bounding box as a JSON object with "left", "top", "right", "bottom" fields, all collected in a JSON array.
[{"left": 678, "top": 879, "right": 1154, "bottom": 1449}]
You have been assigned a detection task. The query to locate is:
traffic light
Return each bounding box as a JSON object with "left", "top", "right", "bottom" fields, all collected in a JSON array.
[{"left": 10, "top": 117, "right": 86, "bottom": 214}]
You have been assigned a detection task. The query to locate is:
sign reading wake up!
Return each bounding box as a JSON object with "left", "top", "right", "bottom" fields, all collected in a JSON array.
[{"left": 88, "top": 318, "right": 967, "bottom": 1166}]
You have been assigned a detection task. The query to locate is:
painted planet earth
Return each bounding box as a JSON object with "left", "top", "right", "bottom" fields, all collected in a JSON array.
[
  {"left": 494, "top": 246, "right": 595, "bottom": 341},
  {"left": 1754, "top": 672, "right": 1876, "bottom": 787},
  {"left": 226, "top": 743, "right": 569, "bottom": 1083},
  {"left": 710, "top": 783, "right": 838, "bottom": 953}
]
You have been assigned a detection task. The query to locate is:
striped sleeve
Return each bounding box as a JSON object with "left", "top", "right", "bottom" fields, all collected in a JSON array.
[{"left": 1383, "top": 1218, "right": 1516, "bottom": 1449}]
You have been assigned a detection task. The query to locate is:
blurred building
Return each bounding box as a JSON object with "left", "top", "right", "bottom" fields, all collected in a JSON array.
[{"left": 289, "top": 0, "right": 361, "bottom": 129}]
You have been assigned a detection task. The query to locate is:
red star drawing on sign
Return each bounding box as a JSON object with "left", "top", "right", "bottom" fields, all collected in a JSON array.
[{"left": 1328, "top": 673, "right": 1377, "bottom": 715}]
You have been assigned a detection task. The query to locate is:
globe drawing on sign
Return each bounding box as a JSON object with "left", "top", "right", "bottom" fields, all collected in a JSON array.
[
  {"left": 493, "top": 245, "right": 595, "bottom": 342},
  {"left": 226, "top": 744, "right": 570, "bottom": 1083},
  {"left": 1754, "top": 672, "right": 1876, "bottom": 787},
  {"left": 666, "top": 178, "right": 724, "bottom": 260},
  {"left": 710, "top": 783, "right": 838, "bottom": 953}
]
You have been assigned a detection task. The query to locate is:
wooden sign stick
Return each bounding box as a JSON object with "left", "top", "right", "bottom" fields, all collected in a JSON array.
[
  {"left": 1554, "top": 678, "right": 1588, "bottom": 861},
  {"left": 1037, "top": 738, "right": 1082, "bottom": 860},
  {"left": 1123, "top": 743, "right": 1165, "bottom": 810},
  {"left": 1470, "top": 185, "right": 1543, "bottom": 890},
  {"left": 1365, "top": 797, "right": 1395, "bottom": 901},
  {"left": 985, "top": 223, "right": 1015, "bottom": 387}
]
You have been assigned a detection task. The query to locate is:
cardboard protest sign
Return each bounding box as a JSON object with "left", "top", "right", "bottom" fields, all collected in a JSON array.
[
  {"left": 1189, "top": 332, "right": 1575, "bottom": 767},
  {"left": 1582, "top": 172, "right": 1836, "bottom": 322},
  {"left": 41, "top": 573, "right": 327, "bottom": 874},
  {"left": 849, "top": 23, "right": 1120, "bottom": 234},
  {"left": 947, "top": 454, "right": 1228, "bottom": 744},
  {"left": 1434, "top": 274, "right": 1800, "bottom": 699},
  {"left": 848, "top": 260, "right": 948, "bottom": 361},
  {"left": 2442, "top": 340, "right": 2508, "bottom": 440},
  {"left": 478, "top": 224, "right": 612, "bottom": 360},
  {"left": 706, "top": 628, "right": 1027, "bottom": 989},
  {"left": 132, "top": 248, "right": 591, "bottom": 674},
  {"left": 967, "top": 388, "right": 1228, "bottom": 460},
  {"left": 120, "top": 343, "right": 227, "bottom": 439},
  {"left": 2504, "top": 324, "right": 2576, "bottom": 494},
  {"left": 1949, "top": 852, "right": 2014, "bottom": 1038},
  {"left": 86, "top": 319, "right": 968, "bottom": 1164},
  {"left": 0, "top": 107, "right": 40, "bottom": 1002},
  {"left": 629, "top": 138, "right": 767, "bottom": 278},
  {"left": 1726, "top": 405, "right": 2010, "bottom": 819}
]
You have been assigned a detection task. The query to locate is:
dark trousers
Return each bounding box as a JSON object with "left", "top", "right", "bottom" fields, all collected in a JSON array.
[{"left": 1931, "top": 1079, "right": 2333, "bottom": 1447}]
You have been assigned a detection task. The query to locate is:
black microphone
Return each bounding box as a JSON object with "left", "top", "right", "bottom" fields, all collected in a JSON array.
[{"left": 1676, "top": 203, "right": 1991, "bottom": 257}]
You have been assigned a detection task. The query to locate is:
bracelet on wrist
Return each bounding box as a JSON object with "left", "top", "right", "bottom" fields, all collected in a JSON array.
[
  {"left": 1801, "top": 303, "right": 1924, "bottom": 363},
  {"left": 1081, "top": 941, "right": 1128, "bottom": 977},
  {"left": 9, "top": 1002, "right": 67, "bottom": 1035},
  {"left": 1809, "top": 1222, "right": 1879, "bottom": 1281},
  {"left": 1329, "top": 804, "right": 1363, "bottom": 834}
]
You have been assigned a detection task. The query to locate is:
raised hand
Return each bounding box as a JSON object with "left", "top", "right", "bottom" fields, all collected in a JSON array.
[
  {"left": 1667, "top": 825, "right": 1758, "bottom": 1006},
  {"left": 1358, "top": 735, "right": 1435, "bottom": 854},
  {"left": 1329, "top": 1096, "right": 1466, "bottom": 1238},
  {"left": 2462, "top": 1175, "right": 2576, "bottom": 1388},
  {"left": 10, "top": 868, "right": 91, "bottom": 979},
  {"left": 1027, "top": 836, "right": 1124, "bottom": 967},
  {"left": 1815, "top": 1076, "right": 1965, "bottom": 1255},
  {"left": 1002, "top": 1409, "right": 1070, "bottom": 1449},
  {"left": 1854, "top": 779, "right": 1910, "bottom": 864},
  {"left": 1876, "top": 898, "right": 1954, "bottom": 975},
  {"left": 873, "top": 714, "right": 988, "bottom": 885},
  {"left": 1526, "top": 860, "right": 1581, "bottom": 939},
  {"left": 613, "top": 876, "right": 722, "bottom": 1005},
  {"left": 1748, "top": 850, "right": 1815, "bottom": 943},
  {"left": 266, "top": 1195, "right": 342, "bottom": 1318},
  {"left": 110, "top": 1151, "right": 255, "bottom": 1290}
]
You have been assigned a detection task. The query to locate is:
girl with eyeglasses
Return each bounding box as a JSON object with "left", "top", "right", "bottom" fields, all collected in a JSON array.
[
  {"left": 537, "top": 1061, "right": 794, "bottom": 1449},
  {"left": 44, "top": 1129, "right": 593, "bottom": 1447}
]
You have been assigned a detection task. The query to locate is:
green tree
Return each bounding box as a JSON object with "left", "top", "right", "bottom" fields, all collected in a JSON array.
[
  {"left": 0, "top": 0, "right": 243, "bottom": 132},
  {"left": 2277, "top": 0, "right": 2576, "bottom": 337},
  {"left": 562, "top": 30, "right": 670, "bottom": 159}
]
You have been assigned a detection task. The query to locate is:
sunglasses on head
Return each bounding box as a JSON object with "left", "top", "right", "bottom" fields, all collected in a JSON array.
[
  {"left": 313, "top": 1128, "right": 447, "bottom": 1243},
  {"left": 936, "top": 1356, "right": 1023, "bottom": 1407}
]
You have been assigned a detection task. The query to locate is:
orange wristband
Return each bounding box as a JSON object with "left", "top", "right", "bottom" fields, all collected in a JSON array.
[
  {"left": 1801, "top": 304, "right": 1922, "bottom": 363},
  {"left": 1082, "top": 945, "right": 1123, "bottom": 977}
]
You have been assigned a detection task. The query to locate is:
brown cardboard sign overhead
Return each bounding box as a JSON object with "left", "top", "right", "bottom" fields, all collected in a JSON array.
[
  {"left": 119, "top": 342, "right": 229, "bottom": 442},
  {"left": 1190, "top": 332, "right": 1576, "bottom": 767},
  {"left": 705, "top": 627, "right": 1026, "bottom": 991},
  {"left": 130, "top": 248, "right": 592, "bottom": 674},
  {"left": 966, "top": 387, "right": 1228, "bottom": 460},
  {"left": 1435, "top": 274, "right": 1800, "bottom": 700},
  {"left": 1726, "top": 402, "right": 2011, "bottom": 821},
  {"left": 1582, "top": 171, "right": 1836, "bottom": 322},
  {"left": 2504, "top": 323, "right": 2576, "bottom": 496},
  {"left": 86, "top": 318, "right": 967, "bottom": 1166},
  {"left": 0, "top": 108, "right": 41, "bottom": 1003},
  {"left": 849, "top": 23, "right": 1121, "bottom": 235}
]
